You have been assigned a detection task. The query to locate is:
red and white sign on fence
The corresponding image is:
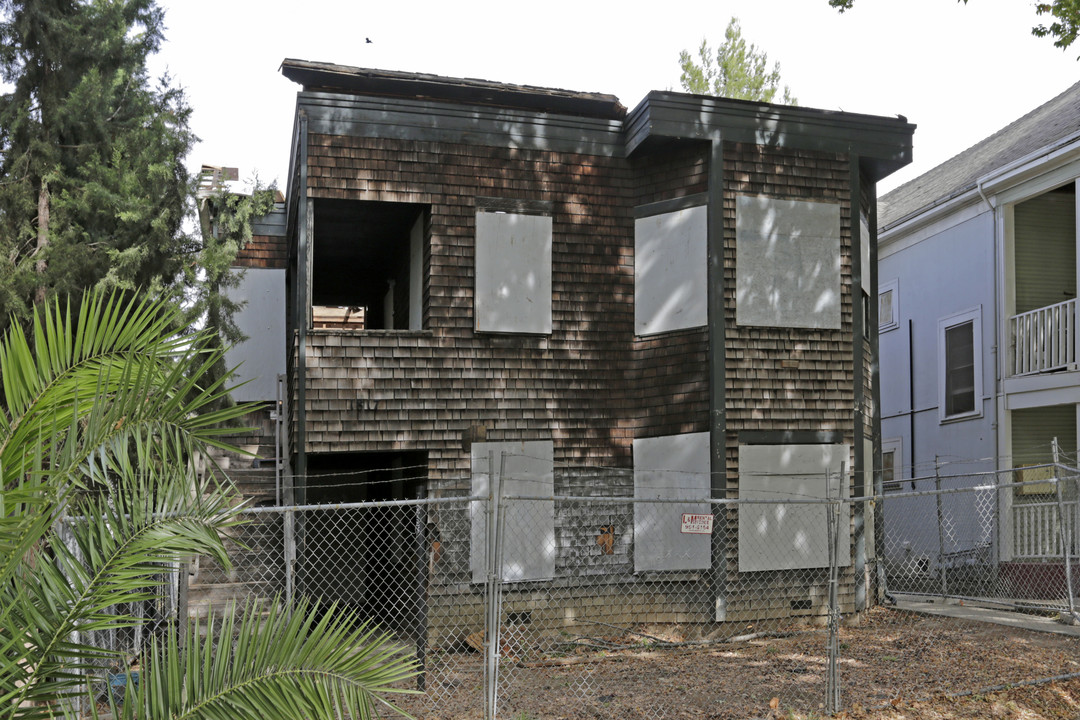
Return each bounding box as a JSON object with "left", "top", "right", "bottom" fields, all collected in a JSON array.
[{"left": 680, "top": 513, "right": 714, "bottom": 534}]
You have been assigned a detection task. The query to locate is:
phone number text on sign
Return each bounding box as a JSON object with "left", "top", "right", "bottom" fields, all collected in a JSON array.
[{"left": 680, "top": 513, "right": 714, "bottom": 534}]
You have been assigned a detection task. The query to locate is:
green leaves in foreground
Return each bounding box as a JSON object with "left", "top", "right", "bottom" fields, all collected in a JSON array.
[
  {"left": 0, "top": 290, "right": 418, "bottom": 720},
  {"left": 96, "top": 601, "right": 419, "bottom": 720}
]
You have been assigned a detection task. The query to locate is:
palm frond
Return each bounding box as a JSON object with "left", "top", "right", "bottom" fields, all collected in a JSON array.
[
  {"left": 123, "top": 600, "right": 419, "bottom": 720},
  {"left": 1, "top": 463, "right": 242, "bottom": 717}
]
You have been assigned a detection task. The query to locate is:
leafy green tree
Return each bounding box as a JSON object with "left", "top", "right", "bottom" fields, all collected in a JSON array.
[
  {"left": 679, "top": 18, "right": 797, "bottom": 104},
  {"left": 828, "top": 0, "right": 1080, "bottom": 53},
  {"left": 0, "top": 0, "right": 195, "bottom": 333},
  {"left": 0, "top": 291, "right": 417, "bottom": 720}
]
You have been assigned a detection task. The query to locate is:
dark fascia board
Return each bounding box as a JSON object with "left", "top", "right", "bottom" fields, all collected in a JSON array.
[
  {"left": 281, "top": 59, "right": 627, "bottom": 121},
  {"left": 738, "top": 430, "right": 847, "bottom": 446},
  {"left": 297, "top": 91, "right": 625, "bottom": 157},
  {"left": 251, "top": 203, "right": 287, "bottom": 236},
  {"left": 626, "top": 92, "right": 915, "bottom": 183}
]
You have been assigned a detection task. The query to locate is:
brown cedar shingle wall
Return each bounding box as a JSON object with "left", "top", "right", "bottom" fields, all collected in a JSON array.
[
  {"left": 723, "top": 142, "right": 853, "bottom": 455},
  {"left": 721, "top": 142, "right": 858, "bottom": 618},
  {"left": 235, "top": 235, "right": 287, "bottom": 269},
  {"left": 293, "top": 127, "right": 870, "bottom": 623},
  {"left": 629, "top": 144, "right": 711, "bottom": 439},
  {"left": 302, "top": 134, "right": 637, "bottom": 487}
]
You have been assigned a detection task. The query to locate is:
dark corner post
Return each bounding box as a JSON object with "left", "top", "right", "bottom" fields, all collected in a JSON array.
[
  {"left": 707, "top": 132, "right": 729, "bottom": 621},
  {"left": 295, "top": 110, "right": 310, "bottom": 507},
  {"left": 850, "top": 155, "right": 868, "bottom": 613}
]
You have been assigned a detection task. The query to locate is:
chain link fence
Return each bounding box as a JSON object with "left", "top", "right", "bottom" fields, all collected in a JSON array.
[{"left": 89, "top": 456, "right": 1080, "bottom": 718}]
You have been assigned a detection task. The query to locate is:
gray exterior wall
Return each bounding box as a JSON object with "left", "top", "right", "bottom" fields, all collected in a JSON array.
[
  {"left": 880, "top": 210, "right": 996, "bottom": 475},
  {"left": 878, "top": 209, "right": 996, "bottom": 560}
]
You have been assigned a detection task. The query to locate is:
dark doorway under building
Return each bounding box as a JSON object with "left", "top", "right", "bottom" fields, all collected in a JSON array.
[{"left": 297, "top": 451, "right": 429, "bottom": 637}]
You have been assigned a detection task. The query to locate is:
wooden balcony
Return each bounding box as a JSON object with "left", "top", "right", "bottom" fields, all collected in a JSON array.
[
  {"left": 1009, "top": 299, "right": 1076, "bottom": 376},
  {"left": 1011, "top": 500, "right": 1078, "bottom": 559}
]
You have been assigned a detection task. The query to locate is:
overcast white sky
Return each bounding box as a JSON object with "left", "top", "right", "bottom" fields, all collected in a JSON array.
[{"left": 149, "top": 0, "right": 1079, "bottom": 195}]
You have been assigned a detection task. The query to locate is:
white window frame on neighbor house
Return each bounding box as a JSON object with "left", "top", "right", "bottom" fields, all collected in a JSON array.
[
  {"left": 938, "top": 306, "right": 982, "bottom": 423},
  {"left": 880, "top": 437, "right": 903, "bottom": 492},
  {"left": 879, "top": 278, "right": 899, "bottom": 333}
]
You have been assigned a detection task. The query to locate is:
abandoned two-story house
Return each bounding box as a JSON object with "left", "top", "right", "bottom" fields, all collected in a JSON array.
[{"left": 219, "top": 60, "right": 914, "bottom": 637}]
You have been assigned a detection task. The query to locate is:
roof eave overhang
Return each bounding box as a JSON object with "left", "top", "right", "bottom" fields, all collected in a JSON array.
[
  {"left": 625, "top": 91, "right": 914, "bottom": 183},
  {"left": 280, "top": 58, "right": 627, "bottom": 121},
  {"left": 880, "top": 132, "right": 1080, "bottom": 243}
]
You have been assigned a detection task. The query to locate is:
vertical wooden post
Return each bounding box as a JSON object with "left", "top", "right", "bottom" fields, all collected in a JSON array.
[{"left": 284, "top": 508, "right": 296, "bottom": 608}]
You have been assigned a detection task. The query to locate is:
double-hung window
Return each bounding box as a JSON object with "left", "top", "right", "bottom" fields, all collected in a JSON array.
[{"left": 938, "top": 307, "right": 982, "bottom": 422}]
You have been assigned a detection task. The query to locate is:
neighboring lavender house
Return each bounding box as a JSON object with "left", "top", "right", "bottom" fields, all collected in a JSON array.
[
  {"left": 878, "top": 80, "right": 1080, "bottom": 590},
  {"left": 221, "top": 60, "right": 913, "bottom": 637}
]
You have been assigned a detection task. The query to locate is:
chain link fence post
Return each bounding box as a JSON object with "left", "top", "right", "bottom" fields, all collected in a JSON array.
[
  {"left": 825, "top": 464, "right": 844, "bottom": 715},
  {"left": 934, "top": 456, "right": 948, "bottom": 600},
  {"left": 483, "top": 450, "right": 505, "bottom": 720},
  {"left": 1051, "top": 438, "right": 1077, "bottom": 621}
]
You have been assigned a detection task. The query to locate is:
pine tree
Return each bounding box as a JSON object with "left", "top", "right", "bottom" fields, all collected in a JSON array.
[
  {"left": 678, "top": 18, "right": 797, "bottom": 105},
  {"left": 0, "top": 0, "right": 195, "bottom": 333}
]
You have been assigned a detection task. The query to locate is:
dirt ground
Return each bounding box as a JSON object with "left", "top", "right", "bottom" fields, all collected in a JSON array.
[{"left": 389, "top": 606, "right": 1080, "bottom": 720}]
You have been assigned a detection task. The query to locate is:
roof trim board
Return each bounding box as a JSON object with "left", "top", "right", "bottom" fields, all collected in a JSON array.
[{"left": 283, "top": 60, "right": 914, "bottom": 180}]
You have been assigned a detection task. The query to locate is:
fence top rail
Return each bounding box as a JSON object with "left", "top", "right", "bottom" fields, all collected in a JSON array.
[
  {"left": 903, "top": 462, "right": 1080, "bottom": 487},
  {"left": 503, "top": 479, "right": 1079, "bottom": 506},
  {"left": 240, "top": 496, "right": 482, "bottom": 514}
]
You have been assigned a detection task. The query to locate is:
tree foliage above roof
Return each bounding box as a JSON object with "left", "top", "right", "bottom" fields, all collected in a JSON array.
[
  {"left": 828, "top": 0, "right": 1080, "bottom": 54},
  {"left": 678, "top": 18, "right": 797, "bottom": 105}
]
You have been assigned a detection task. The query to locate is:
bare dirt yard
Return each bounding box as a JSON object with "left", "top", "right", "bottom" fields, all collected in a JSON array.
[{"left": 392, "top": 607, "right": 1080, "bottom": 720}]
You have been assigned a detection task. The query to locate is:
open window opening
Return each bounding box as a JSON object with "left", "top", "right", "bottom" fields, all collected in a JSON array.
[
  {"left": 298, "top": 451, "right": 428, "bottom": 634},
  {"left": 312, "top": 199, "right": 427, "bottom": 330}
]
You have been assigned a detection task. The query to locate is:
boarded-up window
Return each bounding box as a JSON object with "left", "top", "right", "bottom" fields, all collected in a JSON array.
[
  {"left": 633, "top": 432, "right": 711, "bottom": 572},
  {"left": 735, "top": 196, "right": 842, "bottom": 330},
  {"left": 225, "top": 267, "right": 285, "bottom": 402},
  {"left": 738, "top": 444, "right": 851, "bottom": 572},
  {"left": 634, "top": 205, "right": 708, "bottom": 335},
  {"left": 475, "top": 212, "right": 552, "bottom": 334},
  {"left": 470, "top": 440, "right": 554, "bottom": 583}
]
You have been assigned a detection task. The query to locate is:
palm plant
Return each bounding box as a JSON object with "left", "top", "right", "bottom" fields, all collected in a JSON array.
[{"left": 0, "top": 291, "right": 417, "bottom": 720}]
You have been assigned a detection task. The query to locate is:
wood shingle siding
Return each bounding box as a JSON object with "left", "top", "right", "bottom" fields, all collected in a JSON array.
[{"left": 269, "top": 62, "right": 915, "bottom": 631}]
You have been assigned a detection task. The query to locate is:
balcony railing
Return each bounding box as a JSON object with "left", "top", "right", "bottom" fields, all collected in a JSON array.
[
  {"left": 1011, "top": 501, "right": 1078, "bottom": 559},
  {"left": 1010, "top": 298, "right": 1076, "bottom": 376}
]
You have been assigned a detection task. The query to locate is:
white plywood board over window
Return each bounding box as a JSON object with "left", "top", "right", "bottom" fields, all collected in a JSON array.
[
  {"left": 224, "top": 267, "right": 286, "bottom": 402},
  {"left": 738, "top": 444, "right": 851, "bottom": 572},
  {"left": 633, "top": 432, "right": 711, "bottom": 572},
  {"left": 634, "top": 205, "right": 708, "bottom": 335},
  {"left": 470, "top": 440, "right": 555, "bottom": 583},
  {"left": 735, "top": 196, "right": 842, "bottom": 330},
  {"left": 475, "top": 212, "right": 552, "bottom": 334}
]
